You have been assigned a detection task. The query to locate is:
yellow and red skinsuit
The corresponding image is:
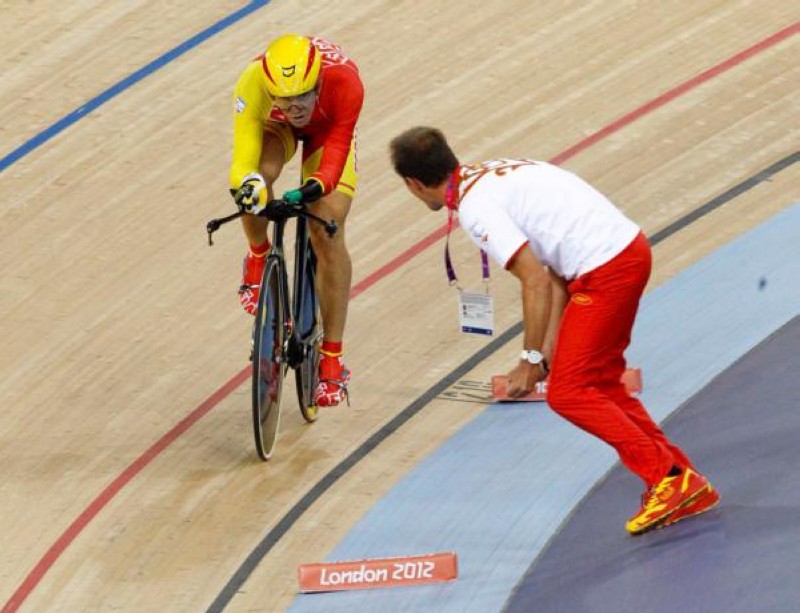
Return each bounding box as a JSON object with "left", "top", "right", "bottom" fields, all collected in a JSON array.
[{"left": 230, "top": 36, "right": 363, "bottom": 195}]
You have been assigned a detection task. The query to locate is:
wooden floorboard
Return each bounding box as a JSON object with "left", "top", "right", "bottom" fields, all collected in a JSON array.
[{"left": 1, "top": 1, "right": 797, "bottom": 611}]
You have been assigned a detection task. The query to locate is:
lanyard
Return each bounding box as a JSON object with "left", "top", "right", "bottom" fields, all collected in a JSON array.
[{"left": 444, "top": 170, "right": 490, "bottom": 289}]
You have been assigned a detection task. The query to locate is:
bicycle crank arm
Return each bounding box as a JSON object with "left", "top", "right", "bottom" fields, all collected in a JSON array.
[{"left": 285, "top": 329, "right": 306, "bottom": 369}]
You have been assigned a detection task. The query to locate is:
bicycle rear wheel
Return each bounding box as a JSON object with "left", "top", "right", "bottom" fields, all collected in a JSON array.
[
  {"left": 252, "top": 257, "right": 285, "bottom": 460},
  {"left": 293, "top": 226, "right": 321, "bottom": 423}
]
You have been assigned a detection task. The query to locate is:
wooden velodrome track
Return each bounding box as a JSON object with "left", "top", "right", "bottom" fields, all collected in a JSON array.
[{"left": 1, "top": 1, "right": 798, "bottom": 611}]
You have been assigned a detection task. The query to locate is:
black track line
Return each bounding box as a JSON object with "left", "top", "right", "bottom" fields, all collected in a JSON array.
[{"left": 208, "top": 149, "right": 798, "bottom": 612}]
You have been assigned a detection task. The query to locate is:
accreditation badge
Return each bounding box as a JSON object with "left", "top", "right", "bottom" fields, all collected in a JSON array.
[
  {"left": 457, "top": 291, "right": 495, "bottom": 336},
  {"left": 443, "top": 198, "right": 494, "bottom": 336}
]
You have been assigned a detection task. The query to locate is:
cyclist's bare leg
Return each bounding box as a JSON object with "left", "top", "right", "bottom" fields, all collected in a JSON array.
[
  {"left": 240, "top": 131, "right": 286, "bottom": 245},
  {"left": 307, "top": 190, "right": 352, "bottom": 342}
]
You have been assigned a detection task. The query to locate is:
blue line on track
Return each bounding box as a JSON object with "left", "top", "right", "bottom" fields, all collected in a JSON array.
[{"left": 0, "top": 1, "right": 269, "bottom": 174}]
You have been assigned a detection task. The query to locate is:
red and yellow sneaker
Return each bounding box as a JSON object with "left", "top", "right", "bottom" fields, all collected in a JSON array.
[
  {"left": 664, "top": 483, "right": 720, "bottom": 526},
  {"left": 315, "top": 354, "right": 351, "bottom": 407},
  {"left": 238, "top": 250, "right": 267, "bottom": 315},
  {"left": 626, "top": 467, "right": 710, "bottom": 535}
]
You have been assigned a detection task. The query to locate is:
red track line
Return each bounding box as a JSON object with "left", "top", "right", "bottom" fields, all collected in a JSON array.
[
  {"left": 550, "top": 22, "right": 799, "bottom": 166},
  {"left": 4, "top": 22, "right": 797, "bottom": 613},
  {"left": 350, "top": 223, "right": 450, "bottom": 298},
  {"left": 2, "top": 369, "right": 250, "bottom": 613}
]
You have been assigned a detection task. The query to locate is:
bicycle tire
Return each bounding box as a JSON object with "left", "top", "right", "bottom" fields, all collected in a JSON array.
[
  {"left": 294, "top": 244, "right": 320, "bottom": 423},
  {"left": 251, "top": 257, "right": 285, "bottom": 460}
]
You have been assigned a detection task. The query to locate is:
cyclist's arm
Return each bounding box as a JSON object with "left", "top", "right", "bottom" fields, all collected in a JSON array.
[
  {"left": 309, "top": 68, "right": 364, "bottom": 194},
  {"left": 230, "top": 61, "right": 274, "bottom": 190}
]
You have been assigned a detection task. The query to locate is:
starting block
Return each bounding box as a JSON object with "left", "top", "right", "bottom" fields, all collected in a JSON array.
[
  {"left": 492, "top": 367, "right": 642, "bottom": 401},
  {"left": 298, "top": 552, "right": 458, "bottom": 593}
]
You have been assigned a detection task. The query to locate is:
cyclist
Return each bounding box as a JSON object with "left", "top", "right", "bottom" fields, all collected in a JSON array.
[{"left": 229, "top": 34, "right": 363, "bottom": 407}]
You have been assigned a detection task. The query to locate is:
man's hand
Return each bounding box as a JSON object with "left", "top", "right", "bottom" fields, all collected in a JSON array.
[
  {"left": 282, "top": 179, "right": 323, "bottom": 206},
  {"left": 506, "top": 360, "right": 547, "bottom": 398},
  {"left": 234, "top": 173, "right": 268, "bottom": 214}
]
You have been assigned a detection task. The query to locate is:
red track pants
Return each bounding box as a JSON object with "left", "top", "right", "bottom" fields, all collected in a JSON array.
[{"left": 546, "top": 232, "right": 693, "bottom": 488}]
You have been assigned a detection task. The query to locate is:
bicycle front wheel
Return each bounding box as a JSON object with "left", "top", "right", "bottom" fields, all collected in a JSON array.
[{"left": 252, "top": 257, "right": 285, "bottom": 460}]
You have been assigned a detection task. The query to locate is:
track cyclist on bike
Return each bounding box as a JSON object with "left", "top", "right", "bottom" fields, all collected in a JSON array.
[{"left": 229, "top": 34, "right": 362, "bottom": 408}]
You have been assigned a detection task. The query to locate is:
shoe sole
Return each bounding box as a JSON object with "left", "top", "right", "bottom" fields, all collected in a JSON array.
[
  {"left": 627, "top": 484, "right": 710, "bottom": 536},
  {"left": 664, "top": 488, "right": 720, "bottom": 526}
]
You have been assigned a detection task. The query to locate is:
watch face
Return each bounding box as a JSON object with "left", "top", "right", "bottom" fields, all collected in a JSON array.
[{"left": 521, "top": 350, "right": 543, "bottom": 364}]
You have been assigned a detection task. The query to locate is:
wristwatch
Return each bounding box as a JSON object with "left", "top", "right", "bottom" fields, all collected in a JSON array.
[{"left": 520, "top": 349, "right": 545, "bottom": 366}]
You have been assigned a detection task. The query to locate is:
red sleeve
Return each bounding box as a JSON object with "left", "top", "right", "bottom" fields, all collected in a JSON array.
[{"left": 310, "top": 65, "right": 364, "bottom": 194}]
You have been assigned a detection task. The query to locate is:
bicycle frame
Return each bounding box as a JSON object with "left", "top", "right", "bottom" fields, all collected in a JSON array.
[{"left": 266, "top": 213, "right": 293, "bottom": 368}]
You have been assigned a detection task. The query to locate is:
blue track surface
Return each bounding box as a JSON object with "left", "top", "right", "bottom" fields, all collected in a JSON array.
[
  {"left": 506, "top": 315, "right": 800, "bottom": 613},
  {"left": 290, "top": 205, "right": 800, "bottom": 612}
]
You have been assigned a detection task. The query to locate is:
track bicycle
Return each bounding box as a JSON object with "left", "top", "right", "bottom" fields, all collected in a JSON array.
[{"left": 206, "top": 197, "right": 338, "bottom": 460}]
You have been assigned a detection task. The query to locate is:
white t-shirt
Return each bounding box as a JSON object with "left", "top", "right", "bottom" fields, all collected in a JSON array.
[{"left": 455, "top": 159, "right": 640, "bottom": 280}]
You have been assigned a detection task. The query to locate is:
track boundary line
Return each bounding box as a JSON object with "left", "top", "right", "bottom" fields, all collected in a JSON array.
[
  {"left": 207, "top": 25, "right": 800, "bottom": 611},
  {"left": 0, "top": 1, "right": 269, "bottom": 174},
  {"left": 209, "top": 151, "right": 799, "bottom": 611},
  {"left": 4, "top": 21, "right": 797, "bottom": 613}
]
